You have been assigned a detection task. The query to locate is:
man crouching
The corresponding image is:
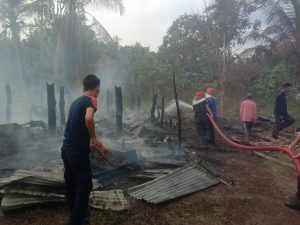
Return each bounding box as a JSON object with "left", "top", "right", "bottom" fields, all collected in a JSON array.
[{"left": 61, "top": 74, "right": 112, "bottom": 225}]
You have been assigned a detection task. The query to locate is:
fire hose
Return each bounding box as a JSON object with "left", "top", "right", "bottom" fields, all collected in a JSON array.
[
  {"left": 91, "top": 148, "right": 128, "bottom": 168},
  {"left": 206, "top": 113, "right": 300, "bottom": 177}
]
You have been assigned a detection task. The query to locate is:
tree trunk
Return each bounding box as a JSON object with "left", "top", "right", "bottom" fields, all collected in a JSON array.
[
  {"left": 59, "top": 86, "right": 66, "bottom": 126},
  {"left": 161, "top": 97, "right": 165, "bottom": 128},
  {"left": 115, "top": 86, "right": 123, "bottom": 134},
  {"left": 220, "top": 31, "right": 226, "bottom": 115},
  {"left": 5, "top": 84, "right": 12, "bottom": 123},
  {"left": 291, "top": 0, "right": 300, "bottom": 84},
  {"left": 171, "top": 65, "right": 182, "bottom": 148},
  {"left": 47, "top": 83, "right": 56, "bottom": 131},
  {"left": 151, "top": 94, "right": 157, "bottom": 123},
  {"left": 9, "top": 14, "right": 23, "bottom": 86}
]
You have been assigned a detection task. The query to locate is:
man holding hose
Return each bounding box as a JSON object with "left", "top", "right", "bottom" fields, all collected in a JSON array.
[{"left": 61, "top": 74, "right": 112, "bottom": 225}]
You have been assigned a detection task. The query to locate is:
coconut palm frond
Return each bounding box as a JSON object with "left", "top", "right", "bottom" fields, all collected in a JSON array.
[
  {"left": 261, "top": 25, "right": 288, "bottom": 41},
  {"left": 264, "top": 1, "right": 295, "bottom": 36},
  {"left": 83, "top": 11, "right": 114, "bottom": 44},
  {"left": 239, "top": 48, "right": 256, "bottom": 58},
  {"left": 239, "top": 45, "right": 270, "bottom": 59},
  {"left": 19, "top": 0, "right": 51, "bottom": 15},
  {"left": 90, "top": 0, "right": 125, "bottom": 15}
]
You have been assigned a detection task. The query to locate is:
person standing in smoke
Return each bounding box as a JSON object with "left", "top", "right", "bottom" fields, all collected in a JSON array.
[
  {"left": 192, "top": 91, "right": 213, "bottom": 149},
  {"left": 240, "top": 93, "right": 257, "bottom": 141},
  {"left": 61, "top": 74, "right": 112, "bottom": 225},
  {"left": 206, "top": 87, "right": 217, "bottom": 145}
]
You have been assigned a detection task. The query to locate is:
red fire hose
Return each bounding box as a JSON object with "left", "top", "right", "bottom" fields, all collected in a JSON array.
[{"left": 207, "top": 113, "right": 300, "bottom": 177}]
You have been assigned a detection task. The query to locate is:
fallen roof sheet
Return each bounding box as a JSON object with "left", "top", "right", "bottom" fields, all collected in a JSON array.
[
  {"left": 127, "top": 164, "right": 219, "bottom": 204},
  {"left": 0, "top": 170, "right": 64, "bottom": 188},
  {"left": 0, "top": 170, "right": 102, "bottom": 212},
  {"left": 89, "top": 190, "right": 129, "bottom": 211},
  {"left": 1, "top": 193, "right": 65, "bottom": 211}
]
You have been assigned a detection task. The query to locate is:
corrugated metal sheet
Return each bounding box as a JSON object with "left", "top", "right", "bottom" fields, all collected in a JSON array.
[
  {"left": 89, "top": 190, "right": 129, "bottom": 211},
  {"left": 127, "top": 164, "right": 219, "bottom": 204},
  {"left": 0, "top": 170, "right": 64, "bottom": 188},
  {"left": 0, "top": 170, "right": 65, "bottom": 212}
]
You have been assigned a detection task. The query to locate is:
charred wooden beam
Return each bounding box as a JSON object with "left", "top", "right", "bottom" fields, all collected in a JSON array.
[
  {"left": 5, "top": 84, "right": 12, "bottom": 123},
  {"left": 59, "top": 86, "right": 66, "bottom": 126},
  {"left": 115, "top": 86, "right": 123, "bottom": 133},
  {"left": 151, "top": 94, "right": 157, "bottom": 123},
  {"left": 47, "top": 83, "right": 56, "bottom": 131}
]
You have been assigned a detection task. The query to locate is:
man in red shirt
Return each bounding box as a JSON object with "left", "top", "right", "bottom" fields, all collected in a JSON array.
[{"left": 240, "top": 93, "right": 257, "bottom": 141}]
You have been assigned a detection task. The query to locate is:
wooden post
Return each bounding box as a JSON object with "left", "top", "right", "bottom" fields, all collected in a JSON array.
[
  {"left": 47, "top": 83, "right": 56, "bottom": 131},
  {"left": 106, "top": 89, "right": 110, "bottom": 113},
  {"left": 5, "top": 84, "right": 12, "bottom": 123},
  {"left": 59, "top": 86, "right": 65, "bottom": 126},
  {"left": 171, "top": 63, "right": 182, "bottom": 148},
  {"left": 161, "top": 97, "right": 165, "bottom": 128},
  {"left": 137, "top": 96, "right": 141, "bottom": 113},
  {"left": 115, "top": 86, "right": 123, "bottom": 133},
  {"left": 151, "top": 94, "right": 157, "bottom": 123}
]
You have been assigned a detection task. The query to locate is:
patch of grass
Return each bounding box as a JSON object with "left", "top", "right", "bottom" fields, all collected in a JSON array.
[{"left": 264, "top": 160, "right": 296, "bottom": 178}]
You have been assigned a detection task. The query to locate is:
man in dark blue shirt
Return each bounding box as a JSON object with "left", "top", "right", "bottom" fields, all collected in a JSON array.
[
  {"left": 272, "top": 82, "right": 295, "bottom": 139},
  {"left": 61, "top": 74, "right": 112, "bottom": 225}
]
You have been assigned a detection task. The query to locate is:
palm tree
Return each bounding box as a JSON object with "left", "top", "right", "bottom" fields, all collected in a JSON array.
[
  {"left": 245, "top": 0, "right": 300, "bottom": 82},
  {"left": 0, "top": 0, "right": 51, "bottom": 85},
  {"left": 54, "top": 0, "right": 124, "bottom": 86},
  {"left": 207, "top": 0, "right": 249, "bottom": 113}
]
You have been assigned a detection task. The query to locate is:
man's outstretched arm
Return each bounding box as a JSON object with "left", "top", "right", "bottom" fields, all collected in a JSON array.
[{"left": 85, "top": 107, "right": 112, "bottom": 157}]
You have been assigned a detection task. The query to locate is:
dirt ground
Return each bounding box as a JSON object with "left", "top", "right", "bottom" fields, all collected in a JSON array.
[{"left": 2, "top": 129, "right": 300, "bottom": 225}]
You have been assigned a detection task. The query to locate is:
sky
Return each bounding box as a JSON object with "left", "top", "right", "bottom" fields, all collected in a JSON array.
[{"left": 89, "top": 0, "right": 212, "bottom": 51}]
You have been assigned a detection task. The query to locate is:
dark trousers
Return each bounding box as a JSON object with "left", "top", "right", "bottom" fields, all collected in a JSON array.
[
  {"left": 62, "top": 150, "right": 93, "bottom": 225},
  {"left": 195, "top": 119, "right": 209, "bottom": 146},
  {"left": 207, "top": 121, "right": 215, "bottom": 143},
  {"left": 272, "top": 114, "right": 295, "bottom": 137},
  {"left": 243, "top": 122, "right": 253, "bottom": 140}
]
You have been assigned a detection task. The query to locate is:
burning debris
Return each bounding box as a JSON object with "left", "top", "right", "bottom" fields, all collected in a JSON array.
[{"left": 0, "top": 92, "right": 235, "bottom": 216}]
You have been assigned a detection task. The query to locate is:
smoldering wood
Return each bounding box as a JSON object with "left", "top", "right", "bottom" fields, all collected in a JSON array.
[
  {"left": 47, "top": 83, "right": 56, "bottom": 131},
  {"left": 115, "top": 86, "right": 123, "bottom": 133},
  {"left": 5, "top": 84, "right": 12, "bottom": 123},
  {"left": 59, "top": 86, "right": 65, "bottom": 126},
  {"left": 151, "top": 94, "right": 157, "bottom": 123},
  {"left": 161, "top": 97, "right": 165, "bottom": 128}
]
